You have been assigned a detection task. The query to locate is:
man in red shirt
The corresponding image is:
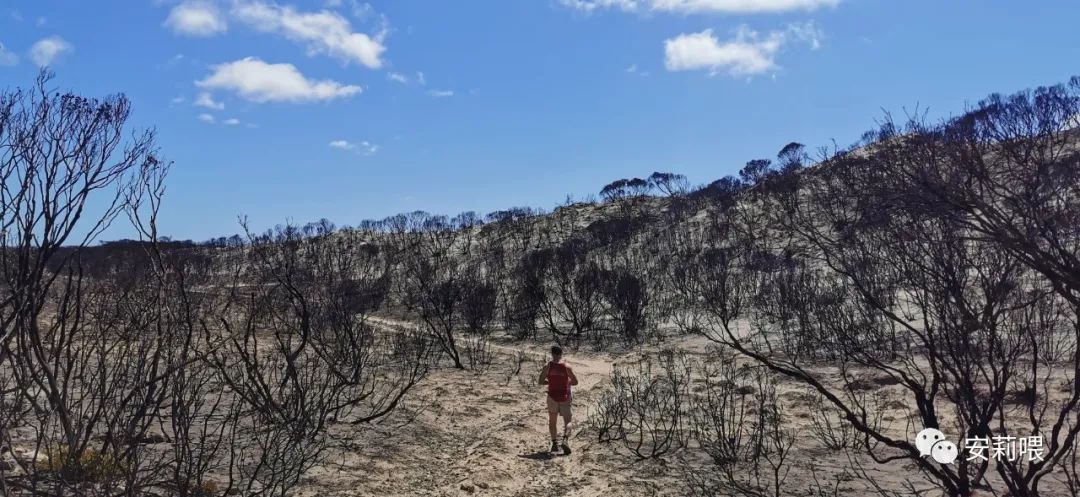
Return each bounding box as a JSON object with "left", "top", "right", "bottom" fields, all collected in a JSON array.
[{"left": 538, "top": 345, "right": 578, "bottom": 454}]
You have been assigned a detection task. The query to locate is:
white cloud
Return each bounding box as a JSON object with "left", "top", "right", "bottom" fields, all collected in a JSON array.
[
  {"left": 29, "top": 36, "right": 72, "bottom": 66},
  {"left": 786, "top": 21, "right": 822, "bottom": 49},
  {"left": 330, "top": 139, "right": 378, "bottom": 155},
  {"left": 164, "top": 1, "right": 227, "bottom": 37},
  {"left": 349, "top": 1, "right": 374, "bottom": 19},
  {"left": 654, "top": 0, "right": 838, "bottom": 13},
  {"left": 387, "top": 72, "right": 408, "bottom": 83},
  {"left": 416, "top": 71, "right": 426, "bottom": 85},
  {"left": 329, "top": 139, "right": 355, "bottom": 150},
  {"left": 197, "top": 113, "right": 247, "bottom": 127},
  {"left": 427, "top": 89, "right": 454, "bottom": 98},
  {"left": 231, "top": 1, "right": 385, "bottom": 69},
  {"left": 171, "top": 96, "right": 186, "bottom": 104},
  {"left": 560, "top": 0, "right": 639, "bottom": 12},
  {"left": 664, "top": 23, "right": 821, "bottom": 76},
  {"left": 358, "top": 140, "right": 379, "bottom": 155},
  {"left": 625, "top": 63, "right": 649, "bottom": 76},
  {"left": 196, "top": 57, "right": 361, "bottom": 103},
  {"left": 561, "top": 0, "right": 838, "bottom": 13},
  {"left": 0, "top": 42, "right": 18, "bottom": 66},
  {"left": 194, "top": 91, "right": 225, "bottom": 110}
]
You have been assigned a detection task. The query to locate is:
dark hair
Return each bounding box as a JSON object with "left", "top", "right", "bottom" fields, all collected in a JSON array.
[{"left": 551, "top": 345, "right": 563, "bottom": 357}]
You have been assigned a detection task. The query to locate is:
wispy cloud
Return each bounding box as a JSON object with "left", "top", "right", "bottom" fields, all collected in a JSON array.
[
  {"left": 329, "top": 139, "right": 379, "bottom": 155},
  {"left": 194, "top": 91, "right": 225, "bottom": 110},
  {"left": 164, "top": 1, "right": 227, "bottom": 37},
  {"left": 664, "top": 22, "right": 822, "bottom": 76},
  {"left": 625, "top": 63, "right": 649, "bottom": 76},
  {"left": 231, "top": 1, "right": 386, "bottom": 69},
  {"left": 29, "top": 36, "right": 72, "bottom": 66},
  {"left": 198, "top": 113, "right": 249, "bottom": 127},
  {"left": 561, "top": 0, "right": 839, "bottom": 14},
  {"left": 160, "top": 0, "right": 387, "bottom": 68},
  {"left": 387, "top": 72, "right": 409, "bottom": 84},
  {"left": 196, "top": 57, "right": 361, "bottom": 103},
  {"left": 560, "top": 0, "right": 638, "bottom": 12},
  {"left": 0, "top": 42, "right": 18, "bottom": 66},
  {"left": 427, "top": 89, "right": 454, "bottom": 98}
]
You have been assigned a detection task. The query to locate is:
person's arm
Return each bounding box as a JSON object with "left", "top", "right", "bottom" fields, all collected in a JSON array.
[
  {"left": 567, "top": 366, "right": 579, "bottom": 387},
  {"left": 538, "top": 364, "right": 549, "bottom": 385}
]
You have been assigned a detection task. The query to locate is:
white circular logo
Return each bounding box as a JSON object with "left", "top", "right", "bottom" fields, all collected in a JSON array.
[
  {"left": 930, "top": 440, "right": 958, "bottom": 464},
  {"left": 915, "top": 428, "right": 946, "bottom": 456}
]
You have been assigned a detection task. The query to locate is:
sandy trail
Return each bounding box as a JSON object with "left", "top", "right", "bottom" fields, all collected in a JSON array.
[
  {"left": 226, "top": 315, "right": 932, "bottom": 496},
  {"left": 314, "top": 316, "right": 675, "bottom": 497}
]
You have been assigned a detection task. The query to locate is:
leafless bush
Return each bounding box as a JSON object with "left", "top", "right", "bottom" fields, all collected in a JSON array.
[
  {"left": 687, "top": 359, "right": 795, "bottom": 497},
  {"left": 599, "top": 268, "right": 653, "bottom": 345},
  {"left": 589, "top": 350, "right": 692, "bottom": 459},
  {"left": 504, "top": 252, "right": 546, "bottom": 340},
  {"left": 384, "top": 211, "right": 482, "bottom": 369},
  {"left": 503, "top": 350, "right": 528, "bottom": 386},
  {"left": 536, "top": 240, "right": 604, "bottom": 344},
  {"left": 463, "top": 333, "right": 495, "bottom": 373},
  {"left": 685, "top": 78, "right": 1080, "bottom": 496},
  {"left": 0, "top": 73, "right": 431, "bottom": 496},
  {"left": 806, "top": 393, "right": 856, "bottom": 451}
]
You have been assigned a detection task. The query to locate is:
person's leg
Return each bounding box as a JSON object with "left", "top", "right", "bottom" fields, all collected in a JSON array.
[
  {"left": 547, "top": 397, "right": 560, "bottom": 451},
  {"left": 562, "top": 404, "right": 573, "bottom": 439},
  {"left": 560, "top": 402, "right": 573, "bottom": 454}
]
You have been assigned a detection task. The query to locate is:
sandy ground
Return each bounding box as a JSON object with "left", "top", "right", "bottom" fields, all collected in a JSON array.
[
  {"left": 281, "top": 317, "right": 953, "bottom": 496},
  {"left": 1, "top": 315, "right": 1038, "bottom": 496},
  {"left": 288, "top": 317, "right": 1080, "bottom": 496},
  {"left": 292, "top": 317, "right": 687, "bottom": 497}
]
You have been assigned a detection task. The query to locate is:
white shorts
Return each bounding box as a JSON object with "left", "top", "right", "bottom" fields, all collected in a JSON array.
[{"left": 547, "top": 396, "right": 572, "bottom": 418}]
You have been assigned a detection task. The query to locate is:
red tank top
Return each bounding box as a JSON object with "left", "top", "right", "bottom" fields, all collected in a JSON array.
[{"left": 547, "top": 362, "right": 571, "bottom": 402}]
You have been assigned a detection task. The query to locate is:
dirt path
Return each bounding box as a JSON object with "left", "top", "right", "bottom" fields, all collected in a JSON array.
[
  {"left": 366, "top": 315, "right": 614, "bottom": 433},
  {"left": 309, "top": 317, "right": 677, "bottom": 497}
]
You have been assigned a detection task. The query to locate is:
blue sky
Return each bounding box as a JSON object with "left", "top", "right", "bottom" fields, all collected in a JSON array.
[{"left": 1, "top": 0, "right": 1077, "bottom": 241}]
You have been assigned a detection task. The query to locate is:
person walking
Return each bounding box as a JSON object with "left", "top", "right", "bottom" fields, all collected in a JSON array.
[{"left": 539, "top": 345, "right": 578, "bottom": 455}]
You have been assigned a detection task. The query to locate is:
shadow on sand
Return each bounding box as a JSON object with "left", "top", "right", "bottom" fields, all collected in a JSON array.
[{"left": 518, "top": 451, "right": 565, "bottom": 461}]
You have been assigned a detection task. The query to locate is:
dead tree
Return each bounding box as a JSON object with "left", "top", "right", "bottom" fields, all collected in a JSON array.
[
  {"left": 536, "top": 239, "right": 604, "bottom": 345},
  {"left": 648, "top": 172, "right": 689, "bottom": 197},
  {"left": 385, "top": 211, "right": 482, "bottom": 369},
  {"left": 0, "top": 71, "right": 169, "bottom": 495},
  {"left": 690, "top": 79, "right": 1080, "bottom": 496},
  {"left": 202, "top": 221, "right": 431, "bottom": 495}
]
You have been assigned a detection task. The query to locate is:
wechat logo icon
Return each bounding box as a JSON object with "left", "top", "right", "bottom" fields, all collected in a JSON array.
[{"left": 916, "top": 428, "right": 958, "bottom": 464}]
